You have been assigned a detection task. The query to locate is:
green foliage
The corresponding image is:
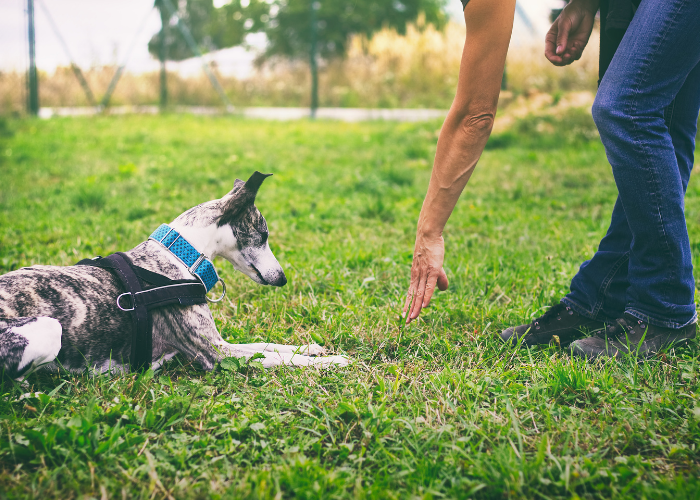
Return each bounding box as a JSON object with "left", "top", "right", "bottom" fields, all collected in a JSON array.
[
  {"left": 220, "top": 353, "right": 266, "bottom": 373},
  {"left": 0, "top": 118, "right": 13, "bottom": 170},
  {"left": 148, "top": 0, "right": 448, "bottom": 62},
  {"left": 262, "top": 0, "right": 448, "bottom": 61},
  {"left": 0, "top": 115, "right": 699, "bottom": 498},
  {"left": 149, "top": 0, "right": 270, "bottom": 61}
]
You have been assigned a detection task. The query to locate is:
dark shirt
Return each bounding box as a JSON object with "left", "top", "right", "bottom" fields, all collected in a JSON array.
[
  {"left": 600, "top": 0, "right": 642, "bottom": 82},
  {"left": 461, "top": 0, "right": 469, "bottom": 10},
  {"left": 605, "top": 0, "right": 641, "bottom": 34}
]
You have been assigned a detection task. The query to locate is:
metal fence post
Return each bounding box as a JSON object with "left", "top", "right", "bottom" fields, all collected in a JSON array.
[
  {"left": 27, "top": 0, "right": 39, "bottom": 116},
  {"left": 309, "top": 1, "right": 319, "bottom": 119}
]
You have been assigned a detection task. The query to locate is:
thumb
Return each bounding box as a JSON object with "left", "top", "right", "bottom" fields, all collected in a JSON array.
[
  {"left": 555, "top": 17, "right": 572, "bottom": 55},
  {"left": 437, "top": 268, "right": 448, "bottom": 291}
]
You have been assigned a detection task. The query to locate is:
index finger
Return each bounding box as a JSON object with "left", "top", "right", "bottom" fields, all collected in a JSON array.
[
  {"left": 403, "top": 283, "right": 416, "bottom": 318},
  {"left": 545, "top": 24, "right": 564, "bottom": 65},
  {"left": 421, "top": 272, "right": 439, "bottom": 309},
  {"left": 408, "top": 269, "right": 430, "bottom": 322},
  {"left": 403, "top": 262, "right": 421, "bottom": 317}
]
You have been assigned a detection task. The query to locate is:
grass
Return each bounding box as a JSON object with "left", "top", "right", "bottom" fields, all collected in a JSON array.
[{"left": 0, "top": 111, "right": 699, "bottom": 499}]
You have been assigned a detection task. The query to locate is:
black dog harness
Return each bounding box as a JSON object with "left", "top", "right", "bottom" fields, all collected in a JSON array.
[{"left": 76, "top": 252, "right": 208, "bottom": 371}]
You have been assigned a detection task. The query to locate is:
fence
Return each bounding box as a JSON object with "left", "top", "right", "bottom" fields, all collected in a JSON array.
[{"left": 3, "top": 1, "right": 598, "bottom": 117}]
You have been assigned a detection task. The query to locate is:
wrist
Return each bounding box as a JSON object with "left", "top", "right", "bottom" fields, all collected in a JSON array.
[{"left": 416, "top": 224, "right": 444, "bottom": 241}]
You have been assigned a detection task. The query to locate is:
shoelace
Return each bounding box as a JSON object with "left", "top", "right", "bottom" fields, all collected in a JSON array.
[
  {"left": 533, "top": 303, "right": 574, "bottom": 330},
  {"left": 596, "top": 316, "right": 646, "bottom": 340}
]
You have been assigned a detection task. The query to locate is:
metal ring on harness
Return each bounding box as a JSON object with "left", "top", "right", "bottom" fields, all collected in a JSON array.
[
  {"left": 116, "top": 292, "right": 135, "bottom": 312},
  {"left": 206, "top": 278, "right": 226, "bottom": 303}
]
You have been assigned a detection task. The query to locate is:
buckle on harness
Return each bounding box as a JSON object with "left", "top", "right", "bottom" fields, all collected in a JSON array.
[{"left": 116, "top": 292, "right": 135, "bottom": 312}]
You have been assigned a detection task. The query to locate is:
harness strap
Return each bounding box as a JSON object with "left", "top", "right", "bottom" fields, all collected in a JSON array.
[
  {"left": 76, "top": 256, "right": 204, "bottom": 288},
  {"left": 111, "top": 253, "right": 151, "bottom": 371},
  {"left": 76, "top": 253, "right": 207, "bottom": 371},
  {"left": 119, "top": 283, "right": 209, "bottom": 309}
]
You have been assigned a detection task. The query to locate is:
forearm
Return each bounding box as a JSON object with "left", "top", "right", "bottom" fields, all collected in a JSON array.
[
  {"left": 417, "top": 110, "right": 494, "bottom": 238},
  {"left": 416, "top": 0, "right": 515, "bottom": 239}
]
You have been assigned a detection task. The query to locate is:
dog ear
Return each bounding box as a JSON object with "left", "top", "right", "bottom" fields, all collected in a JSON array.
[
  {"left": 244, "top": 171, "right": 272, "bottom": 194},
  {"left": 228, "top": 179, "right": 244, "bottom": 195},
  {"left": 218, "top": 171, "right": 272, "bottom": 226}
]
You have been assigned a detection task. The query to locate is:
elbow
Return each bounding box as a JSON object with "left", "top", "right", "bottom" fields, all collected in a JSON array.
[{"left": 455, "top": 111, "right": 495, "bottom": 137}]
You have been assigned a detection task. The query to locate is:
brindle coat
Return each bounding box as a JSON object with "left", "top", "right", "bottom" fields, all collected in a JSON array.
[{"left": 0, "top": 172, "right": 348, "bottom": 379}]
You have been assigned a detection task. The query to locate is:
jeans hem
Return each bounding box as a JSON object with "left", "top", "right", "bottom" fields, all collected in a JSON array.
[
  {"left": 560, "top": 297, "right": 600, "bottom": 321},
  {"left": 624, "top": 308, "right": 697, "bottom": 329}
]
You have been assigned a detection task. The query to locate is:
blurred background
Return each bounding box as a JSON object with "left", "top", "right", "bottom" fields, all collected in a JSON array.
[{"left": 0, "top": 0, "right": 596, "bottom": 116}]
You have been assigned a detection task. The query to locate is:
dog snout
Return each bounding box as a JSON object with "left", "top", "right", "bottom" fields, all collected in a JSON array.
[{"left": 271, "top": 272, "right": 287, "bottom": 287}]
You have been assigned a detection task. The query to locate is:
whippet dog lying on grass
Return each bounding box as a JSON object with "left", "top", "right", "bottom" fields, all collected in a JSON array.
[{"left": 0, "top": 172, "right": 348, "bottom": 379}]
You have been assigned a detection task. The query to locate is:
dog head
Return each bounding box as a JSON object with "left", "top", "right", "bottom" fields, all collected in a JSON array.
[{"left": 171, "top": 171, "right": 287, "bottom": 287}]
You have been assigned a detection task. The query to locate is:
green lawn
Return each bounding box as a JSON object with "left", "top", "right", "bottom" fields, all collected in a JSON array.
[{"left": 0, "top": 114, "right": 699, "bottom": 499}]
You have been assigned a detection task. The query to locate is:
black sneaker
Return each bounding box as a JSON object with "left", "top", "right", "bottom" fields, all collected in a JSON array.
[
  {"left": 500, "top": 303, "right": 605, "bottom": 347},
  {"left": 570, "top": 313, "right": 696, "bottom": 361}
]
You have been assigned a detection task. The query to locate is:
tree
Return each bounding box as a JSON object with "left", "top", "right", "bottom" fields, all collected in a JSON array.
[
  {"left": 148, "top": 0, "right": 448, "bottom": 112},
  {"left": 150, "top": 0, "right": 446, "bottom": 61},
  {"left": 148, "top": 0, "right": 270, "bottom": 62},
  {"left": 262, "top": 0, "right": 447, "bottom": 61},
  {"left": 265, "top": 0, "right": 448, "bottom": 114}
]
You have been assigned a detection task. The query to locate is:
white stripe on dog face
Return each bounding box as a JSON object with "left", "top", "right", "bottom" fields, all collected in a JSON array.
[{"left": 240, "top": 240, "right": 287, "bottom": 287}]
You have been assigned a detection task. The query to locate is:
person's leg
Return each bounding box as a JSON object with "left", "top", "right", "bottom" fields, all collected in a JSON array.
[
  {"left": 564, "top": 58, "right": 700, "bottom": 323},
  {"left": 501, "top": 0, "right": 700, "bottom": 347},
  {"left": 563, "top": 197, "right": 631, "bottom": 322},
  {"left": 582, "top": 0, "right": 700, "bottom": 328},
  {"left": 668, "top": 61, "right": 700, "bottom": 195}
]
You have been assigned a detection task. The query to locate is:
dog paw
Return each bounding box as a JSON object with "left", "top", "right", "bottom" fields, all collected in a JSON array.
[
  {"left": 300, "top": 343, "right": 326, "bottom": 356},
  {"left": 259, "top": 352, "right": 350, "bottom": 368},
  {"left": 313, "top": 355, "right": 350, "bottom": 368}
]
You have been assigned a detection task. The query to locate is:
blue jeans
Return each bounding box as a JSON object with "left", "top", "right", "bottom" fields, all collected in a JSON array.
[{"left": 562, "top": 0, "right": 700, "bottom": 329}]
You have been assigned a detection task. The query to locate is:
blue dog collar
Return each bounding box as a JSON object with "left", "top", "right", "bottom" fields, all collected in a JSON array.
[{"left": 149, "top": 224, "right": 222, "bottom": 295}]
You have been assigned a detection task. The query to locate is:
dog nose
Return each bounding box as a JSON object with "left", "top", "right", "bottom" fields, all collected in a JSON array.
[{"left": 272, "top": 272, "right": 287, "bottom": 287}]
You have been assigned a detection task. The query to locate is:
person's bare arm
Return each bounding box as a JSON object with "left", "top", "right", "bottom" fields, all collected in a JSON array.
[{"left": 403, "top": 0, "right": 516, "bottom": 324}]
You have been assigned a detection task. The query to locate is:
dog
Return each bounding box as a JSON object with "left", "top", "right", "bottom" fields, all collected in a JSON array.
[{"left": 0, "top": 172, "right": 349, "bottom": 379}]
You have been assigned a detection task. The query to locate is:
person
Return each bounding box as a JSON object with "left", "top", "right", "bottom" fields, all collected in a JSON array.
[{"left": 403, "top": 0, "right": 700, "bottom": 360}]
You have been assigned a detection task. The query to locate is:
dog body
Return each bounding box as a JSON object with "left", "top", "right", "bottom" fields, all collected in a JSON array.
[{"left": 0, "top": 173, "right": 348, "bottom": 378}]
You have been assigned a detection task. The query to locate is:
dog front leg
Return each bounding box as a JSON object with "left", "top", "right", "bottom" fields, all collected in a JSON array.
[
  {"left": 227, "top": 342, "right": 327, "bottom": 356},
  {"left": 216, "top": 341, "right": 349, "bottom": 368},
  {"left": 155, "top": 308, "right": 349, "bottom": 371}
]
